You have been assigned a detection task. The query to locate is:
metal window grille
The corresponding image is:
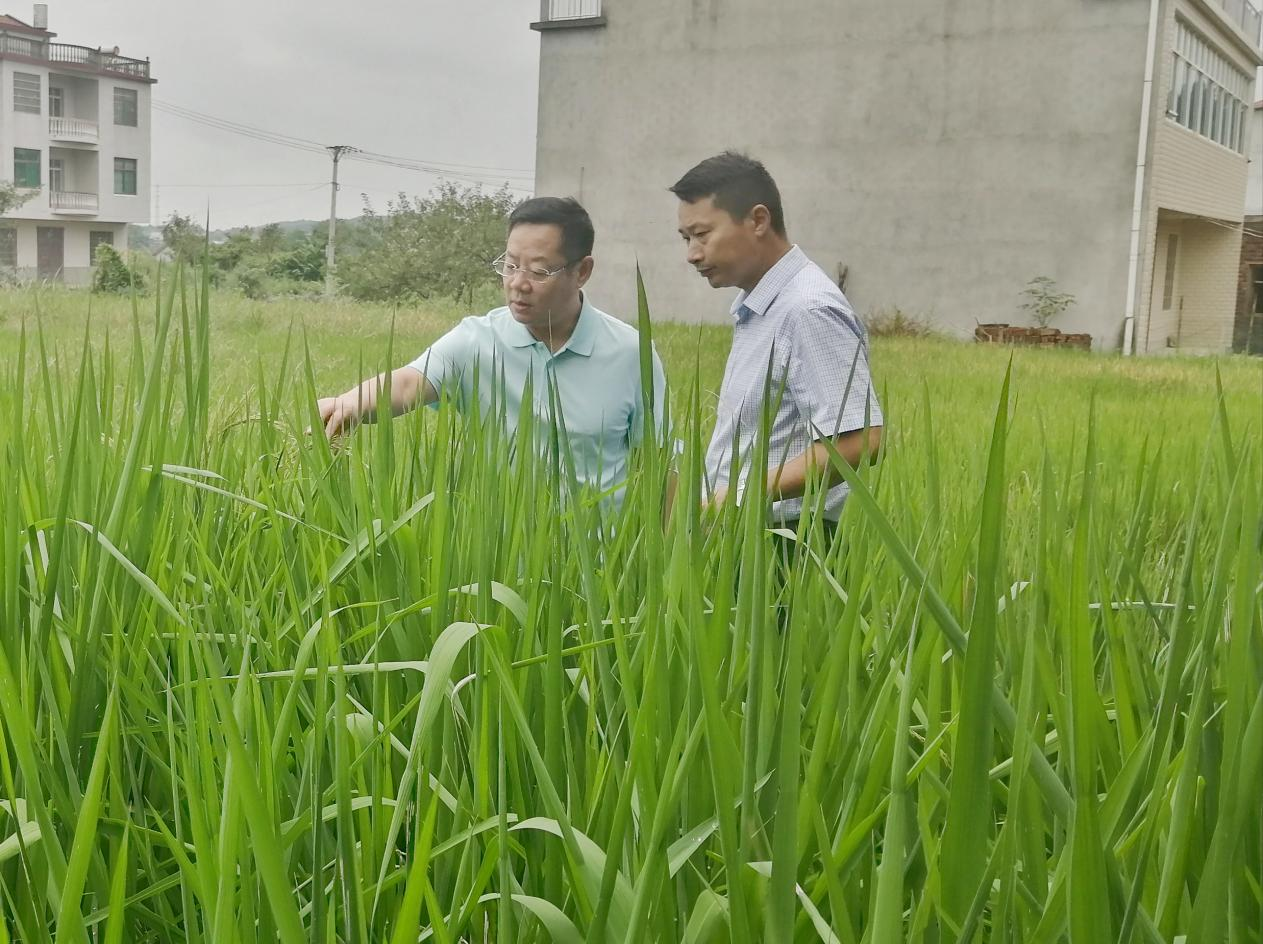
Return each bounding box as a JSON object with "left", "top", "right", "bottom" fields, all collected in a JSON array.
[
  {"left": 13, "top": 73, "right": 41, "bottom": 114},
  {"left": 541, "top": 0, "right": 601, "bottom": 21},
  {"left": 113, "top": 88, "right": 138, "bottom": 126}
]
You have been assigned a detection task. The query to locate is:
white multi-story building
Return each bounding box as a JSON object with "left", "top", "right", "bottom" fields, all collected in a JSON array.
[{"left": 0, "top": 5, "right": 152, "bottom": 284}]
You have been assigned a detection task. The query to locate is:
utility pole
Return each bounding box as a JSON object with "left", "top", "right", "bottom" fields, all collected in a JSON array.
[{"left": 324, "top": 145, "right": 356, "bottom": 298}]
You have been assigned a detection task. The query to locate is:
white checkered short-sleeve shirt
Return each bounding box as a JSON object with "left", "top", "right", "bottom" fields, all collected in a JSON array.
[{"left": 704, "top": 245, "right": 883, "bottom": 522}]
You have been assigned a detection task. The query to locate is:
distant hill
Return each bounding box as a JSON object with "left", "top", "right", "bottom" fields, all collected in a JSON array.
[{"left": 129, "top": 217, "right": 361, "bottom": 253}]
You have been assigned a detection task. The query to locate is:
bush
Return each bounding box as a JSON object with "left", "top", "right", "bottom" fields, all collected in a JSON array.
[
  {"left": 865, "top": 307, "right": 938, "bottom": 338},
  {"left": 1019, "top": 276, "right": 1075, "bottom": 328},
  {"left": 269, "top": 237, "right": 325, "bottom": 283},
  {"left": 232, "top": 265, "right": 269, "bottom": 300},
  {"left": 91, "top": 244, "right": 146, "bottom": 294}
]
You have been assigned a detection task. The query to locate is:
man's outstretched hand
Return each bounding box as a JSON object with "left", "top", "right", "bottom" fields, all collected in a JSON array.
[{"left": 314, "top": 395, "right": 361, "bottom": 440}]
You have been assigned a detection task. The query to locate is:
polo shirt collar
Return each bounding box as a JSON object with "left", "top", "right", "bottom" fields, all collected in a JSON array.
[
  {"left": 504, "top": 293, "right": 597, "bottom": 357},
  {"left": 504, "top": 314, "right": 537, "bottom": 348},
  {"left": 558, "top": 294, "right": 597, "bottom": 356},
  {"left": 730, "top": 245, "right": 809, "bottom": 322}
]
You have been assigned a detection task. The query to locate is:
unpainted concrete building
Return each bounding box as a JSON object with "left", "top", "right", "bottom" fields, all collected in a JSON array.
[{"left": 532, "top": 0, "right": 1262, "bottom": 353}]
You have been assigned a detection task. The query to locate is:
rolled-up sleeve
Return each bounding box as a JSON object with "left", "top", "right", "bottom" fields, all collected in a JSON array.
[{"left": 786, "top": 304, "right": 883, "bottom": 438}]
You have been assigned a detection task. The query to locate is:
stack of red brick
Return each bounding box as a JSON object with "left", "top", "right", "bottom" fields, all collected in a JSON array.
[{"left": 975, "top": 324, "right": 1092, "bottom": 350}]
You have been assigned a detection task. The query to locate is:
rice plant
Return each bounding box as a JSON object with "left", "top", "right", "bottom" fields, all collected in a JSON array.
[{"left": 0, "top": 270, "right": 1259, "bottom": 942}]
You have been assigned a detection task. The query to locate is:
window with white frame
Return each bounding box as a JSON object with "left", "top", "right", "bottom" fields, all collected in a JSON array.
[
  {"left": 1167, "top": 20, "right": 1252, "bottom": 152},
  {"left": 13, "top": 72, "right": 41, "bottom": 114}
]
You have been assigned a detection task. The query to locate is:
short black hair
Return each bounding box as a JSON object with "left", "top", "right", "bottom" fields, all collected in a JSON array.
[
  {"left": 670, "top": 151, "right": 786, "bottom": 236},
  {"left": 508, "top": 196, "right": 595, "bottom": 262}
]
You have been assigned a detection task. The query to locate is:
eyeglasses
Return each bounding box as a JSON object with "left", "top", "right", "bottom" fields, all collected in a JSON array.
[{"left": 491, "top": 253, "right": 578, "bottom": 283}]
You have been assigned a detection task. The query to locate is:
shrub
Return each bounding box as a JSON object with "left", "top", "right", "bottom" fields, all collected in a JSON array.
[
  {"left": 91, "top": 244, "right": 146, "bottom": 294},
  {"left": 269, "top": 237, "right": 325, "bottom": 283},
  {"left": 1019, "top": 276, "right": 1075, "bottom": 328},
  {"left": 865, "top": 307, "right": 938, "bottom": 338},
  {"left": 233, "top": 265, "right": 269, "bottom": 300}
]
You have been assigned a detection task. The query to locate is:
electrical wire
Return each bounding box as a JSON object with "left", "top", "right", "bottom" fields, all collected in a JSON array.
[{"left": 153, "top": 99, "right": 537, "bottom": 189}]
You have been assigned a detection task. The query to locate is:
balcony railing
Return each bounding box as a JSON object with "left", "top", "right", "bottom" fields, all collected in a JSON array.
[
  {"left": 48, "top": 43, "right": 150, "bottom": 79},
  {"left": 49, "top": 191, "right": 99, "bottom": 213},
  {"left": 1219, "top": 0, "right": 1263, "bottom": 44},
  {"left": 0, "top": 33, "right": 42, "bottom": 57},
  {"left": 538, "top": 0, "right": 602, "bottom": 22},
  {"left": 0, "top": 35, "right": 150, "bottom": 79},
  {"left": 48, "top": 117, "right": 99, "bottom": 144}
]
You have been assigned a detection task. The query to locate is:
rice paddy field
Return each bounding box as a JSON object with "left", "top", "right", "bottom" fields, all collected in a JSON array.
[{"left": 0, "top": 280, "right": 1261, "bottom": 943}]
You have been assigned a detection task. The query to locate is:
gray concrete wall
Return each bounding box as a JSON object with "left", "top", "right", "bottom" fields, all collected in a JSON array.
[{"left": 535, "top": 0, "right": 1156, "bottom": 346}]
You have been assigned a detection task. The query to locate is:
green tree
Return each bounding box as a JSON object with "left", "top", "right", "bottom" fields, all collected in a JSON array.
[
  {"left": 0, "top": 179, "right": 35, "bottom": 215},
  {"left": 161, "top": 212, "right": 206, "bottom": 261},
  {"left": 210, "top": 227, "right": 256, "bottom": 274},
  {"left": 339, "top": 182, "right": 519, "bottom": 303},
  {"left": 256, "top": 222, "right": 285, "bottom": 259},
  {"left": 270, "top": 234, "right": 326, "bottom": 282}
]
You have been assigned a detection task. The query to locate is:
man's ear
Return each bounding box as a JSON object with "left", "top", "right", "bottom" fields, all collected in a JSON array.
[
  {"left": 574, "top": 256, "right": 595, "bottom": 287},
  {"left": 749, "top": 204, "right": 773, "bottom": 237}
]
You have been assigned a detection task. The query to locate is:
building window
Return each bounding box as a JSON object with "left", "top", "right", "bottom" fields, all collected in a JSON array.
[
  {"left": 1253, "top": 266, "right": 1263, "bottom": 315},
  {"left": 0, "top": 228, "right": 15, "bottom": 269},
  {"left": 113, "top": 88, "right": 138, "bottom": 127},
  {"left": 14, "top": 148, "right": 41, "bottom": 189},
  {"left": 89, "top": 231, "right": 114, "bottom": 260},
  {"left": 1168, "top": 57, "right": 1189, "bottom": 119},
  {"left": 48, "top": 86, "right": 63, "bottom": 118},
  {"left": 1168, "top": 21, "right": 1252, "bottom": 152},
  {"left": 13, "top": 72, "right": 41, "bottom": 114},
  {"left": 113, "top": 158, "right": 137, "bottom": 195},
  {"left": 1162, "top": 234, "right": 1179, "bottom": 310}
]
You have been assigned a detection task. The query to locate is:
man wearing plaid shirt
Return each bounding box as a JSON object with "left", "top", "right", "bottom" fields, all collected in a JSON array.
[{"left": 671, "top": 152, "right": 883, "bottom": 531}]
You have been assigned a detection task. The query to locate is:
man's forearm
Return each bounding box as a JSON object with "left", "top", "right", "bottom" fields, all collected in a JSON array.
[
  {"left": 342, "top": 368, "right": 430, "bottom": 422},
  {"left": 767, "top": 426, "right": 883, "bottom": 501}
]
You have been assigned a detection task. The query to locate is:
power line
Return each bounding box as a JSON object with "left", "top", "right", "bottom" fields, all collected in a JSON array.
[
  {"left": 347, "top": 151, "right": 534, "bottom": 186},
  {"left": 153, "top": 99, "right": 537, "bottom": 185},
  {"left": 352, "top": 148, "right": 533, "bottom": 176},
  {"left": 153, "top": 100, "right": 328, "bottom": 155},
  {"left": 156, "top": 181, "right": 328, "bottom": 189}
]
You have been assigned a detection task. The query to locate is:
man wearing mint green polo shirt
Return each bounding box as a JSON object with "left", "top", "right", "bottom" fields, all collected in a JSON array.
[{"left": 316, "top": 197, "right": 667, "bottom": 499}]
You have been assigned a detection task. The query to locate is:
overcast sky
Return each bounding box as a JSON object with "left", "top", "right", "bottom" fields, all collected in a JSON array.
[{"left": 36, "top": 0, "right": 541, "bottom": 228}]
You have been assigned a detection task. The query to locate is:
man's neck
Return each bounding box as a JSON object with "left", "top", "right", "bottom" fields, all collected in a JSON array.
[
  {"left": 529, "top": 297, "right": 583, "bottom": 353},
  {"left": 739, "top": 239, "right": 794, "bottom": 294}
]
